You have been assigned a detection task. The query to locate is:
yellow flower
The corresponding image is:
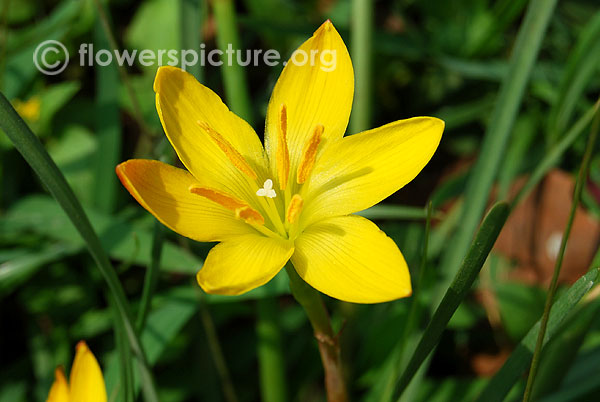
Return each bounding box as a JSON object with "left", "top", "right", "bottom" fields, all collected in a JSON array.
[
  {"left": 46, "top": 341, "right": 107, "bottom": 402},
  {"left": 116, "top": 21, "right": 444, "bottom": 303},
  {"left": 13, "top": 96, "right": 41, "bottom": 122}
]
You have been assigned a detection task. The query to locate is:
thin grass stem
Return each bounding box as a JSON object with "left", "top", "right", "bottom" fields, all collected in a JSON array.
[{"left": 522, "top": 101, "right": 600, "bottom": 402}]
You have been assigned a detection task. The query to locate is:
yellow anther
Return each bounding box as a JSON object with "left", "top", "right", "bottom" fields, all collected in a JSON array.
[
  {"left": 236, "top": 206, "right": 265, "bottom": 225},
  {"left": 189, "top": 185, "right": 265, "bottom": 225},
  {"left": 297, "top": 124, "right": 324, "bottom": 184},
  {"left": 286, "top": 194, "right": 304, "bottom": 224},
  {"left": 276, "top": 104, "right": 290, "bottom": 190},
  {"left": 197, "top": 121, "right": 258, "bottom": 180}
]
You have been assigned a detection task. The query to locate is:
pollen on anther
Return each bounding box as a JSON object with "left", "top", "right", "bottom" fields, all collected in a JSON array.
[
  {"left": 257, "top": 179, "right": 277, "bottom": 198},
  {"left": 197, "top": 121, "right": 258, "bottom": 180},
  {"left": 297, "top": 124, "right": 324, "bottom": 184},
  {"left": 286, "top": 194, "right": 304, "bottom": 224}
]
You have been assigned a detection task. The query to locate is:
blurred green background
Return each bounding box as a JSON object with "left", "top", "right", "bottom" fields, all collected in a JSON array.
[{"left": 1, "top": 0, "right": 600, "bottom": 401}]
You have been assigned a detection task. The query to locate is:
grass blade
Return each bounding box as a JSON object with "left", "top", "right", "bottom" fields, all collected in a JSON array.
[
  {"left": 522, "top": 93, "right": 600, "bottom": 402},
  {"left": 136, "top": 221, "right": 164, "bottom": 331},
  {"left": 180, "top": 0, "right": 203, "bottom": 81},
  {"left": 474, "top": 268, "right": 600, "bottom": 402},
  {"left": 349, "top": 0, "right": 373, "bottom": 134},
  {"left": 547, "top": 10, "right": 600, "bottom": 145},
  {"left": 212, "top": 0, "right": 254, "bottom": 125},
  {"left": 368, "top": 202, "right": 434, "bottom": 402},
  {"left": 529, "top": 300, "right": 600, "bottom": 400},
  {"left": 92, "top": 12, "right": 121, "bottom": 213},
  {"left": 358, "top": 204, "right": 443, "bottom": 221},
  {"left": 511, "top": 98, "right": 599, "bottom": 207},
  {"left": 257, "top": 297, "right": 288, "bottom": 402},
  {"left": 394, "top": 202, "right": 510, "bottom": 399},
  {"left": 0, "top": 92, "right": 159, "bottom": 402},
  {"left": 435, "top": 0, "right": 558, "bottom": 304}
]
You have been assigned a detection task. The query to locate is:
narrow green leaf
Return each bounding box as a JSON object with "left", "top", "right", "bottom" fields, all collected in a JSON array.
[
  {"left": 523, "top": 89, "right": 600, "bottom": 402},
  {"left": 257, "top": 297, "right": 288, "bottom": 402},
  {"left": 436, "top": 0, "right": 557, "bottom": 305},
  {"left": 349, "top": 0, "right": 373, "bottom": 134},
  {"left": 511, "top": 98, "right": 600, "bottom": 208},
  {"left": 394, "top": 202, "right": 510, "bottom": 398},
  {"left": 136, "top": 221, "right": 164, "bottom": 331},
  {"left": 547, "top": 10, "right": 600, "bottom": 145},
  {"left": 0, "top": 92, "right": 159, "bottom": 402},
  {"left": 358, "top": 204, "right": 442, "bottom": 221},
  {"left": 530, "top": 300, "right": 600, "bottom": 400},
  {"left": 0, "top": 244, "right": 77, "bottom": 297},
  {"left": 92, "top": 12, "right": 121, "bottom": 213},
  {"left": 104, "top": 286, "right": 198, "bottom": 396},
  {"left": 180, "top": 0, "right": 203, "bottom": 81},
  {"left": 213, "top": 0, "right": 254, "bottom": 125},
  {"left": 1, "top": 195, "right": 202, "bottom": 275},
  {"left": 368, "top": 203, "right": 434, "bottom": 402},
  {"left": 474, "top": 268, "right": 599, "bottom": 402}
]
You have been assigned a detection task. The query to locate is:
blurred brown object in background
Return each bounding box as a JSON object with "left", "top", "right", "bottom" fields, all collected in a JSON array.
[{"left": 495, "top": 169, "right": 600, "bottom": 285}]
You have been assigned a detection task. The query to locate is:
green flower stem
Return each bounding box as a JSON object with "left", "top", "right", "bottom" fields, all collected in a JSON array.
[
  {"left": 0, "top": 92, "right": 159, "bottom": 402},
  {"left": 522, "top": 101, "right": 600, "bottom": 401},
  {"left": 285, "top": 264, "right": 348, "bottom": 402},
  {"left": 212, "top": 0, "right": 254, "bottom": 125},
  {"left": 350, "top": 0, "right": 373, "bottom": 134}
]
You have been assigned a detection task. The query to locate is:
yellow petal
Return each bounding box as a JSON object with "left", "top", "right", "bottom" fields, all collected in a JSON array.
[
  {"left": 46, "top": 367, "right": 69, "bottom": 402},
  {"left": 291, "top": 215, "right": 411, "bottom": 303},
  {"left": 265, "top": 20, "right": 354, "bottom": 175},
  {"left": 303, "top": 117, "right": 444, "bottom": 225},
  {"left": 154, "top": 66, "right": 267, "bottom": 201},
  {"left": 197, "top": 235, "right": 294, "bottom": 295},
  {"left": 116, "top": 159, "right": 255, "bottom": 242},
  {"left": 69, "top": 341, "right": 107, "bottom": 402}
]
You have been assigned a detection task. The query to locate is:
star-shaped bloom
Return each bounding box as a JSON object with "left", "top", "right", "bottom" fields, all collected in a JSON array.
[{"left": 117, "top": 21, "right": 444, "bottom": 303}]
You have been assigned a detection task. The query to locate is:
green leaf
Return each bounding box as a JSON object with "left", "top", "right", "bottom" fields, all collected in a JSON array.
[
  {"left": 547, "top": 10, "right": 600, "bottom": 145},
  {"left": 435, "top": 0, "right": 558, "bottom": 307},
  {"left": 530, "top": 300, "right": 600, "bottom": 399},
  {"left": 393, "top": 202, "right": 510, "bottom": 399},
  {"left": 104, "top": 286, "right": 198, "bottom": 395},
  {"left": 0, "top": 195, "right": 202, "bottom": 275},
  {"left": 0, "top": 92, "right": 158, "bottom": 401},
  {"left": 0, "top": 244, "right": 77, "bottom": 298},
  {"left": 92, "top": 15, "right": 121, "bottom": 214},
  {"left": 474, "top": 268, "right": 600, "bottom": 402}
]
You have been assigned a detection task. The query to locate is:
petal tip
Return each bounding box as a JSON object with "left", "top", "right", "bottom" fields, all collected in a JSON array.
[
  {"left": 75, "top": 340, "right": 89, "bottom": 354},
  {"left": 154, "top": 65, "right": 187, "bottom": 93},
  {"left": 315, "top": 19, "right": 337, "bottom": 36}
]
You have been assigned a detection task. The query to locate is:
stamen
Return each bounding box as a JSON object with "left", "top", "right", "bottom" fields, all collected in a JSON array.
[
  {"left": 286, "top": 194, "right": 304, "bottom": 224},
  {"left": 236, "top": 206, "right": 264, "bottom": 225},
  {"left": 297, "top": 124, "right": 324, "bottom": 184},
  {"left": 197, "top": 121, "right": 258, "bottom": 180},
  {"left": 276, "top": 104, "right": 290, "bottom": 190},
  {"left": 189, "top": 185, "right": 265, "bottom": 225},
  {"left": 256, "top": 179, "right": 277, "bottom": 198}
]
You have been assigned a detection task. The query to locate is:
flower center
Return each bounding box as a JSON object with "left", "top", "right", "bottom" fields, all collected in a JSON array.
[
  {"left": 256, "top": 179, "right": 277, "bottom": 198},
  {"left": 191, "top": 109, "right": 323, "bottom": 241}
]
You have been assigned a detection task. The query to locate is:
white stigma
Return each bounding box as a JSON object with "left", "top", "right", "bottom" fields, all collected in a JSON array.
[{"left": 256, "top": 179, "right": 277, "bottom": 198}]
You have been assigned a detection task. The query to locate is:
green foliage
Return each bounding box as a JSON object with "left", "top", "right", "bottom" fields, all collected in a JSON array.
[{"left": 1, "top": 0, "right": 599, "bottom": 401}]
